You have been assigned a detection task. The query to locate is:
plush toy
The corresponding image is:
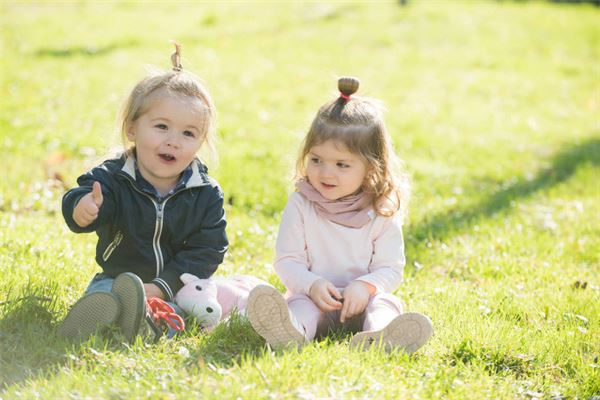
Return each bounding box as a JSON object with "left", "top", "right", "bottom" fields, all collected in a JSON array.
[{"left": 174, "top": 273, "right": 271, "bottom": 331}]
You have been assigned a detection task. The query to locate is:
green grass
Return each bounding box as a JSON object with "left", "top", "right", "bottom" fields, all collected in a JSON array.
[{"left": 1, "top": 1, "right": 599, "bottom": 398}]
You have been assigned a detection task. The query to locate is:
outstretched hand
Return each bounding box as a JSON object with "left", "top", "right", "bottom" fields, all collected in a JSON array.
[
  {"left": 340, "top": 280, "right": 376, "bottom": 323},
  {"left": 308, "top": 278, "right": 343, "bottom": 312},
  {"left": 73, "top": 181, "right": 104, "bottom": 227}
]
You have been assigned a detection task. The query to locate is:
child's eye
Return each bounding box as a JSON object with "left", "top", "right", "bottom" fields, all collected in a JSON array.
[
  {"left": 155, "top": 124, "right": 168, "bottom": 130},
  {"left": 183, "top": 130, "right": 196, "bottom": 138},
  {"left": 310, "top": 157, "right": 320, "bottom": 164},
  {"left": 337, "top": 162, "right": 350, "bottom": 168}
]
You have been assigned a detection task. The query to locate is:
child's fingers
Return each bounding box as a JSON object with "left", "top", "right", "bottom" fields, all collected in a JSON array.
[
  {"left": 82, "top": 200, "right": 99, "bottom": 217},
  {"left": 73, "top": 195, "right": 100, "bottom": 227},
  {"left": 340, "top": 301, "right": 350, "bottom": 322},
  {"left": 315, "top": 294, "right": 341, "bottom": 312},
  {"left": 322, "top": 294, "right": 342, "bottom": 310},
  {"left": 82, "top": 205, "right": 99, "bottom": 219},
  {"left": 327, "top": 285, "right": 343, "bottom": 301},
  {"left": 91, "top": 181, "right": 103, "bottom": 207},
  {"left": 340, "top": 297, "right": 366, "bottom": 323}
]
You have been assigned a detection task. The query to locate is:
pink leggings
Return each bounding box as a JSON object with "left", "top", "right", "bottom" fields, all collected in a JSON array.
[{"left": 287, "top": 293, "right": 403, "bottom": 340}]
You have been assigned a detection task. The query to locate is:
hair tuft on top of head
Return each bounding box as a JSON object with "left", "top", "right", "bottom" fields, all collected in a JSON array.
[
  {"left": 338, "top": 77, "right": 360, "bottom": 98},
  {"left": 171, "top": 41, "right": 183, "bottom": 72}
]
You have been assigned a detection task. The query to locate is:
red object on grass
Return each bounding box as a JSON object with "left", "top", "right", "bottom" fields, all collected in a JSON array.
[{"left": 147, "top": 297, "right": 185, "bottom": 332}]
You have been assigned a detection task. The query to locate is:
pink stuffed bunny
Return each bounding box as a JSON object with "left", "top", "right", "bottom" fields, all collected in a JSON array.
[{"left": 174, "top": 273, "right": 271, "bottom": 331}]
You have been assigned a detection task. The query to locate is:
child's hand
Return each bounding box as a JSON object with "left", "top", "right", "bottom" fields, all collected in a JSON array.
[
  {"left": 340, "top": 280, "right": 375, "bottom": 323},
  {"left": 73, "top": 181, "right": 104, "bottom": 227},
  {"left": 144, "top": 283, "right": 165, "bottom": 300},
  {"left": 308, "top": 278, "right": 343, "bottom": 312}
]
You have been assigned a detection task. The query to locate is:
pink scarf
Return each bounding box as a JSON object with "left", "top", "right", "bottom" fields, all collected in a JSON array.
[{"left": 295, "top": 181, "right": 374, "bottom": 228}]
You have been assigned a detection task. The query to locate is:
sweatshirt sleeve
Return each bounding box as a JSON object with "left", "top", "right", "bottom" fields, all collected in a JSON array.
[
  {"left": 355, "top": 214, "right": 405, "bottom": 294},
  {"left": 152, "top": 184, "right": 228, "bottom": 301},
  {"left": 273, "top": 193, "right": 322, "bottom": 295}
]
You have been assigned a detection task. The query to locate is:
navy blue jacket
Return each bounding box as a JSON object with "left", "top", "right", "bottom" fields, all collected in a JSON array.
[{"left": 62, "top": 153, "right": 228, "bottom": 301}]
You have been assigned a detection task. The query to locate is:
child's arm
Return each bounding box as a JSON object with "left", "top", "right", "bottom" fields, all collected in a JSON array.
[
  {"left": 150, "top": 185, "right": 228, "bottom": 301},
  {"left": 273, "top": 193, "right": 324, "bottom": 295},
  {"left": 354, "top": 214, "right": 405, "bottom": 294},
  {"left": 62, "top": 164, "right": 117, "bottom": 233}
]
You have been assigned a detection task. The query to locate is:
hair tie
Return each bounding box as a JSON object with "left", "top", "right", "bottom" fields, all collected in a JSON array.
[
  {"left": 340, "top": 93, "right": 350, "bottom": 100},
  {"left": 171, "top": 41, "right": 182, "bottom": 72}
]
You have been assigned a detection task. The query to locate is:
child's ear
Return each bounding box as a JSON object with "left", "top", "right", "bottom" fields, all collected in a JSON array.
[{"left": 125, "top": 123, "right": 135, "bottom": 141}]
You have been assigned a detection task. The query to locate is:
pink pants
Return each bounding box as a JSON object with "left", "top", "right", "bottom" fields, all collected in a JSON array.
[{"left": 287, "top": 292, "right": 403, "bottom": 340}]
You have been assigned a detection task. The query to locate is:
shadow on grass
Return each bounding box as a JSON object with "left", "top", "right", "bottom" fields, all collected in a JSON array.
[
  {"left": 0, "top": 281, "right": 67, "bottom": 389},
  {"left": 188, "top": 312, "right": 266, "bottom": 369},
  {"left": 0, "top": 283, "right": 268, "bottom": 389},
  {"left": 406, "top": 137, "right": 600, "bottom": 249},
  {"left": 34, "top": 39, "right": 140, "bottom": 58},
  {"left": 0, "top": 282, "right": 128, "bottom": 390},
  {"left": 447, "top": 338, "right": 536, "bottom": 378}
]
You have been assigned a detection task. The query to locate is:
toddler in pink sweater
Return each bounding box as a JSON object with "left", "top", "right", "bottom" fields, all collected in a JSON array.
[{"left": 247, "top": 77, "right": 432, "bottom": 353}]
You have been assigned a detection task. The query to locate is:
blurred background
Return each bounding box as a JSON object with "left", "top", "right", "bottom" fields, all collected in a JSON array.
[{"left": 1, "top": 0, "right": 598, "bottom": 275}]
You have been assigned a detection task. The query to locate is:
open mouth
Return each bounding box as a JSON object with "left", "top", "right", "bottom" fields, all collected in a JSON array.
[
  {"left": 321, "top": 182, "right": 336, "bottom": 189},
  {"left": 159, "top": 153, "right": 176, "bottom": 162}
]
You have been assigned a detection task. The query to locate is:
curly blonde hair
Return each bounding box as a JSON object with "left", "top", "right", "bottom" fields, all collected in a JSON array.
[{"left": 295, "top": 77, "right": 410, "bottom": 217}]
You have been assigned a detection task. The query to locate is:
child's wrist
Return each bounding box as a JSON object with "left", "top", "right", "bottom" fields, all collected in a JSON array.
[
  {"left": 144, "top": 283, "right": 165, "bottom": 299},
  {"left": 356, "top": 280, "right": 377, "bottom": 295}
]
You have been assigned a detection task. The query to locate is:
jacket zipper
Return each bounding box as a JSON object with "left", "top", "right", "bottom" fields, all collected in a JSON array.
[
  {"left": 102, "top": 230, "right": 123, "bottom": 262},
  {"left": 120, "top": 178, "right": 175, "bottom": 278},
  {"left": 152, "top": 200, "right": 167, "bottom": 277}
]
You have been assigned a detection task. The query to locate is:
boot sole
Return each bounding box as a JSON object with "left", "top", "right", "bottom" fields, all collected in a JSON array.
[
  {"left": 350, "top": 312, "right": 433, "bottom": 354},
  {"left": 58, "top": 292, "right": 120, "bottom": 340},
  {"left": 112, "top": 272, "right": 146, "bottom": 342},
  {"left": 246, "top": 285, "right": 305, "bottom": 349}
]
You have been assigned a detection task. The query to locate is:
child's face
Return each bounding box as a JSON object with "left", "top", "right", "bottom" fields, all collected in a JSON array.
[
  {"left": 306, "top": 139, "right": 367, "bottom": 200},
  {"left": 127, "top": 89, "right": 207, "bottom": 193}
]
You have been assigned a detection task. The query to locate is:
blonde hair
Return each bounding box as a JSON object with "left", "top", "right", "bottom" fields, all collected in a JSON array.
[
  {"left": 295, "top": 77, "right": 410, "bottom": 217},
  {"left": 118, "top": 43, "right": 217, "bottom": 161}
]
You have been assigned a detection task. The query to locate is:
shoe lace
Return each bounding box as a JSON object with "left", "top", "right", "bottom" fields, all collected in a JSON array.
[{"left": 146, "top": 297, "right": 185, "bottom": 332}]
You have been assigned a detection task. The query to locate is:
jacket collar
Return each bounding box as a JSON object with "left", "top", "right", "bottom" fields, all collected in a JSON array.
[{"left": 120, "top": 152, "right": 210, "bottom": 191}]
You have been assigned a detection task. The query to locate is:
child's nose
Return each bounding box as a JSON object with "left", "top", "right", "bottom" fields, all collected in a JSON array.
[
  {"left": 165, "top": 133, "right": 180, "bottom": 148},
  {"left": 320, "top": 164, "right": 334, "bottom": 177}
]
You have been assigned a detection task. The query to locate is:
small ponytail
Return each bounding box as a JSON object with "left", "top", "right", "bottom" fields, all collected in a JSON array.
[
  {"left": 171, "top": 41, "right": 183, "bottom": 72},
  {"left": 338, "top": 76, "right": 359, "bottom": 100}
]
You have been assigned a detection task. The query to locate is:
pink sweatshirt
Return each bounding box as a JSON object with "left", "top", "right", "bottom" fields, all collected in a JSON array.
[{"left": 274, "top": 192, "right": 405, "bottom": 296}]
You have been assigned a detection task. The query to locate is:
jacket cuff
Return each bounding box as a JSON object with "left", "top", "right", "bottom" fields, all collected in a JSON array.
[{"left": 151, "top": 278, "right": 175, "bottom": 302}]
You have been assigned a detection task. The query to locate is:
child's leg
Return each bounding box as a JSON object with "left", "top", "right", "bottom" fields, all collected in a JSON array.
[
  {"left": 362, "top": 293, "right": 403, "bottom": 332},
  {"left": 287, "top": 293, "right": 323, "bottom": 341},
  {"left": 351, "top": 293, "right": 433, "bottom": 354},
  {"left": 84, "top": 273, "right": 115, "bottom": 294},
  {"left": 246, "top": 285, "right": 307, "bottom": 349}
]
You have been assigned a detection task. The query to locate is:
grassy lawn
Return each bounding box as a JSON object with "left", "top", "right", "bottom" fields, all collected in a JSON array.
[{"left": 1, "top": 1, "right": 599, "bottom": 398}]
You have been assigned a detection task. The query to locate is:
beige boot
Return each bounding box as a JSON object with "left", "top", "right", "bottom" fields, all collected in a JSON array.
[
  {"left": 350, "top": 312, "right": 433, "bottom": 354},
  {"left": 247, "top": 285, "right": 306, "bottom": 349}
]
